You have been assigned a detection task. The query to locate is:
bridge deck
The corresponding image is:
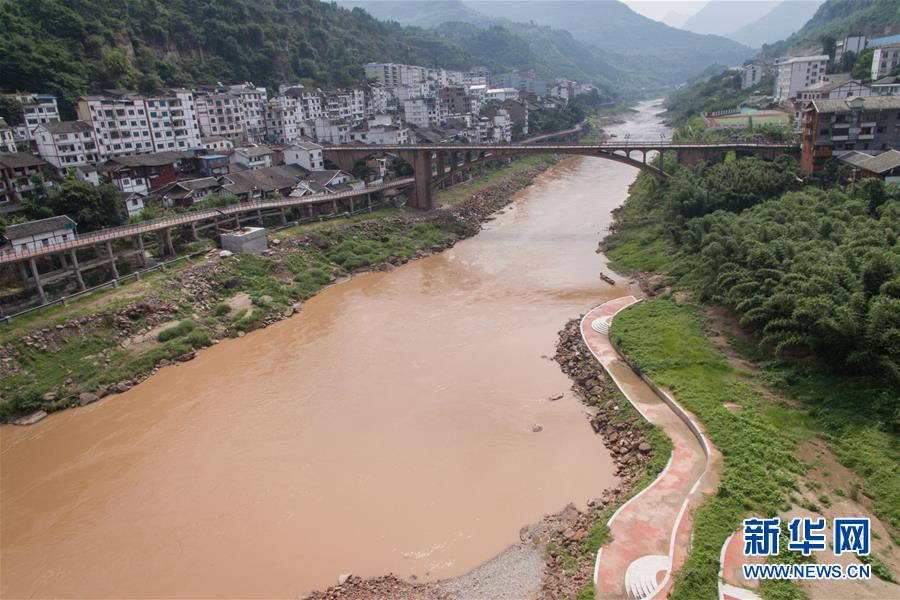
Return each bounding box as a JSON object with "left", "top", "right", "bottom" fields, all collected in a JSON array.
[
  {"left": 0, "top": 178, "right": 414, "bottom": 265},
  {"left": 323, "top": 141, "right": 797, "bottom": 152}
]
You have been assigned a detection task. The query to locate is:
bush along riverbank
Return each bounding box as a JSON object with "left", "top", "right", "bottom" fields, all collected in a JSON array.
[
  {"left": 0, "top": 156, "right": 557, "bottom": 423},
  {"left": 602, "top": 157, "right": 900, "bottom": 598}
]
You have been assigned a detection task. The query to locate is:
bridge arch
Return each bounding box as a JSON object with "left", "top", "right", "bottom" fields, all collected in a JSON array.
[{"left": 323, "top": 141, "right": 798, "bottom": 210}]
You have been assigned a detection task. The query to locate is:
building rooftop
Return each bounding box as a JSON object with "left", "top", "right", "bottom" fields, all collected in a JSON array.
[
  {"left": 235, "top": 145, "right": 275, "bottom": 158},
  {"left": 869, "top": 34, "right": 900, "bottom": 47},
  {"left": 4, "top": 215, "right": 76, "bottom": 240},
  {"left": 39, "top": 120, "right": 94, "bottom": 135},
  {"left": 811, "top": 95, "right": 900, "bottom": 113},
  {"left": 287, "top": 141, "right": 323, "bottom": 151},
  {"left": 0, "top": 152, "right": 47, "bottom": 170},
  {"left": 107, "top": 151, "right": 191, "bottom": 168}
]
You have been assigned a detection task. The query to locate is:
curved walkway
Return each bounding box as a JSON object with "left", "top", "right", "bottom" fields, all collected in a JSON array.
[{"left": 579, "top": 297, "right": 723, "bottom": 599}]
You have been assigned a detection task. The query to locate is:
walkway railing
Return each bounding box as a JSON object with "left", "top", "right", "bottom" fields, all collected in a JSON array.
[{"left": 0, "top": 178, "right": 414, "bottom": 264}]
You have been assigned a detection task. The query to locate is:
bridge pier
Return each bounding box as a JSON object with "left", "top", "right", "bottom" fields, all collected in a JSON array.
[
  {"left": 410, "top": 151, "right": 434, "bottom": 210},
  {"left": 70, "top": 250, "right": 86, "bottom": 292},
  {"left": 29, "top": 258, "right": 47, "bottom": 305}
]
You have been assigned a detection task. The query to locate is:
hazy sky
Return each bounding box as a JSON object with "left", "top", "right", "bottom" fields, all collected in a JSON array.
[{"left": 622, "top": 0, "right": 708, "bottom": 22}]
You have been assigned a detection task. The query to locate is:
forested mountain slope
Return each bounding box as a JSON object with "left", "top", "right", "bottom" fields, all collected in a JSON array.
[
  {"left": 760, "top": 0, "right": 900, "bottom": 58},
  {"left": 0, "top": 0, "right": 480, "bottom": 115}
]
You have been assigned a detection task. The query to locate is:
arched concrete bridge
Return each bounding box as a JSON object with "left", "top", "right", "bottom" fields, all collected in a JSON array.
[{"left": 323, "top": 141, "right": 799, "bottom": 210}]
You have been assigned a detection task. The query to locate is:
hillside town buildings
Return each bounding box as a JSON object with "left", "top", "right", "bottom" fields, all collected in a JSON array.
[
  {"left": 774, "top": 55, "right": 829, "bottom": 102},
  {"left": 800, "top": 96, "right": 900, "bottom": 175},
  {"left": 1, "top": 59, "right": 599, "bottom": 218},
  {"left": 872, "top": 43, "right": 900, "bottom": 81}
]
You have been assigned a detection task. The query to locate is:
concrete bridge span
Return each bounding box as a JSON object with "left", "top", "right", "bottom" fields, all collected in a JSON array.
[{"left": 323, "top": 141, "right": 799, "bottom": 210}]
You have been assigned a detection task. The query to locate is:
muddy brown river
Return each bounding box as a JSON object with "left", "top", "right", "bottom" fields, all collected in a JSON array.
[{"left": 1, "top": 102, "right": 668, "bottom": 598}]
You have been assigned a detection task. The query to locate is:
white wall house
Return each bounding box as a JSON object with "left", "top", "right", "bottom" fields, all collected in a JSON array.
[
  {"left": 228, "top": 84, "right": 268, "bottom": 142},
  {"left": 77, "top": 94, "right": 155, "bottom": 158},
  {"left": 2, "top": 215, "right": 76, "bottom": 254},
  {"left": 201, "top": 136, "right": 234, "bottom": 154},
  {"left": 349, "top": 125, "right": 410, "bottom": 145},
  {"left": 872, "top": 44, "right": 900, "bottom": 81},
  {"left": 0, "top": 119, "right": 16, "bottom": 153},
  {"left": 742, "top": 63, "right": 767, "bottom": 89},
  {"left": 313, "top": 117, "right": 350, "bottom": 144},
  {"left": 774, "top": 55, "right": 829, "bottom": 102},
  {"left": 34, "top": 121, "right": 100, "bottom": 170},
  {"left": 10, "top": 94, "right": 60, "bottom": 141},
  {"left": 145, "top": 89, "right": 202, "bottom": 151},
  {"left": 232, "top": 146, "right": 275, "bottom": 170},
  {"left": 283, "top": 142, "right": 324, "bottom": 171}
]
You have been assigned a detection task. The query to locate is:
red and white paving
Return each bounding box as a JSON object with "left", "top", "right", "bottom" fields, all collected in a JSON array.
[{"left": 580, "top": 297, "right": 723, "bottom": 599}]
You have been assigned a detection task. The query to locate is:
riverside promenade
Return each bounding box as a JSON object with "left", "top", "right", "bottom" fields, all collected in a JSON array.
[{"left": 579, "top": 297, "right": 723, "bottom": 599}]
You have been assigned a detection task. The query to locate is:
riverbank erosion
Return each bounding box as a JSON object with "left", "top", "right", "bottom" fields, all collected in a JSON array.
[
  {"left": 600, "top": 154, "right": 900, "bottom": 597},
  {"left": 0, "top": 157, "right": 558, "bottom": 423},
  {"left": 307, "top": 314, "right": 672, "bottom": 600}
]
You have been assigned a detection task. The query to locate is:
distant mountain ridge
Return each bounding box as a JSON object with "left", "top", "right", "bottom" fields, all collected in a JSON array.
[
  {"left": 727, "top": 1, "right": 825, "bottom": 48},
  {"left": 682, "top": 0, "right": 780, "bottom": 36},
  {"left": 344, "top": 1, "right": 753, "bottom": 87}
]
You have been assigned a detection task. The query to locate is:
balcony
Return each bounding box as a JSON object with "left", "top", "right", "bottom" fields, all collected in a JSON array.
[{"left": 831, "top": 135, "right": 849, "bottom": 141}]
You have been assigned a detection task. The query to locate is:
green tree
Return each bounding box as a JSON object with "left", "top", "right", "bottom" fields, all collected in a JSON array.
[
  {"left": 0, "top": 96, "right": 25, "bottom": 127},
  {"left": 43, "top": 178, "right": 124, "bottom": 232},
  {"left": 852, "top": 48, "right": 875, "bottom": 79}
]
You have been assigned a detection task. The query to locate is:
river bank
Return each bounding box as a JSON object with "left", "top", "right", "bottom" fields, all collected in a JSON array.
[
  {"left": 2, "top": 102, "right": 671, "bottom": 598},
  {"left": 601, "top": 160, "right": 900, "bottom": 597},
  {"left": 0, "top": 155, "right": 558, "bottom": 423}
]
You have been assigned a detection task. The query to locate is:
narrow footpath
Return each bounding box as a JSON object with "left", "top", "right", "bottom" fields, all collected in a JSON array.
[{"left": 579, "top": 297, "right": 723, "bottom": 599}]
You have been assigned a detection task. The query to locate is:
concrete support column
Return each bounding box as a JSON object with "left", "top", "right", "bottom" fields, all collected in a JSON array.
[
  {"left": 18, "top": 262, "right": 29, "bottom": 286},
  {"left": 257, "top": 209, "right": 263, "bottom": 225},
  {"left": 350, "top": 197, "right": 355, "bottom": 213},
  {"left": 280, "top": 208, "right": 287, "bottom": 224},
  {"left": 70, "top": 250, "right": 86, "bottom": 291},
  {"left": 29, "top": 258, "right": 47, "bottom": 305},
  {"left": 411, "top": 151, "right": 434, "bottom": 210},
  {"left": 367, "top": 194, "right": 372, "bottom": 212},
  {"left": 234, "top": 214, "right": 240, "bottom": 228},
  {"left": 436, "top": 152, "right": 446, "bottom": 177},
  {"left": 331, "top": 199, "right": 338, "bottom": 214},
  {"left": 135, "top": 235, "right": 146, "bottom": 267},
  {"left": 190, "top": 222, "right": 199, "bottom": 242},
  {"left": 106, "top": 241, "right": 119, "bottom": 279},
  {"left": 164, "top": 228, "right": 175, "bottom": 256}
]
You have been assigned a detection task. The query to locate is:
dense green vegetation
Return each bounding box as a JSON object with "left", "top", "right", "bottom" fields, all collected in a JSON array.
[
  {"left": 0, "top": 0, "right": 475, "bottom": 116},
  {"left": 677, "top": 180, "right": 900, "bottom": 392},
  {"left": 608, "top": 157, "right": 900, "bottom": 391},
  {"left": 664, "top": 69, "right": 775, "bottom": 127},
  {"left": 760, "top": 0, "right": 900, "bottom": 61},
  {"left": 0, "top": 176, "right": 126, "bottom": 235},
  {"left": 611, "top": 300, "right": 806, "bottom": 600},
  {"left": 528, "top": 90, "right": 608, "bottom": 136}
]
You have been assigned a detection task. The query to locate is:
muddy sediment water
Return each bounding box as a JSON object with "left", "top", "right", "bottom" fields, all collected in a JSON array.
[{"left": 1, "top": 102, "right": 669, "bottom": 598}]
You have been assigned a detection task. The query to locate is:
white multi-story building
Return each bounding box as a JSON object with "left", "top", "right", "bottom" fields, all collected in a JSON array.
[
  {"left": 402, "top": 98, "right": 447, "bottom": 128},
  {"left": 365, "top": 63, "right": 403, "bottom": 87},
  {"left": 34, "top": 121, "right": 100, "bottom": 169},
  {"left": 145, "top": 89, "right": 202, "bottom": 151},
  {"left": 325, "top": 89, "right": 366, "bottom": 124},
  {"left": 264, "top": 98, "right": 300, "bottom": 144},
  {"left": 742, "top": 63, "right": 768, "bottom": 89},
  {"left": 228, "top": 83, "right": 267, "bottom": 142},
  {"left": 283, "top": 141, "right": 324, "bottom": 170},
  {"left": 2, "top": 215, "right": 76, "bottom": 253},
  {"left": 872, "top": 43, "right": 900, "bottom": 81},
  {"left": 195, "top": 93, "right": 245, "bottom": 142},
  {"left": 313, "top": 117, "right": 350, "bottom": 144},
  {"left": 365, "top": 86, "right": 391, "bottom": 115},
  {"left": 77, "top": 94, "right": 155, "bottom": 158},
  {"left": 10, "top": 94, "right": 60, "bottom": 141},
  {"left": 773, "top": 55, "right": 829, "bottom": 102},
  {"left": 349, "top": 124, "right": 410, "bottom": 145},
  {"left": 486, "top": 88, "right": 519, "bottom": 102},
  {"left": 0, "top": 119, "right": 16, "bottom": 153}
]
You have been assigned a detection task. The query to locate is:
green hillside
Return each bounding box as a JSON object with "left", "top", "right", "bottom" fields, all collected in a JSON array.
[
  {"left": 760, "top": 0, "right": 900, "bottom": 58},
  {"left": 0, "top": 0, "right": 479, "bottom": 116}
]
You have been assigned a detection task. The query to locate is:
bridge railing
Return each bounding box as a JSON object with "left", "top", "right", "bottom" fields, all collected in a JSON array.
[{"left": 0, "top": 178, "right": 414, "bottom": 264}]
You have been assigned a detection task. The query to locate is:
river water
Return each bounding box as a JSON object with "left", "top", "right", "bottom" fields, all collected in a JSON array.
[{"left": 1, "top": 101, "right": 668, "bottom": 598}]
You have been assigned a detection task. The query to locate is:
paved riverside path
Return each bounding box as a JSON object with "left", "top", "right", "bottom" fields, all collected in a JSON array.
[{"left": 580, "top": 297, "right": 723, "bottom": 599}]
